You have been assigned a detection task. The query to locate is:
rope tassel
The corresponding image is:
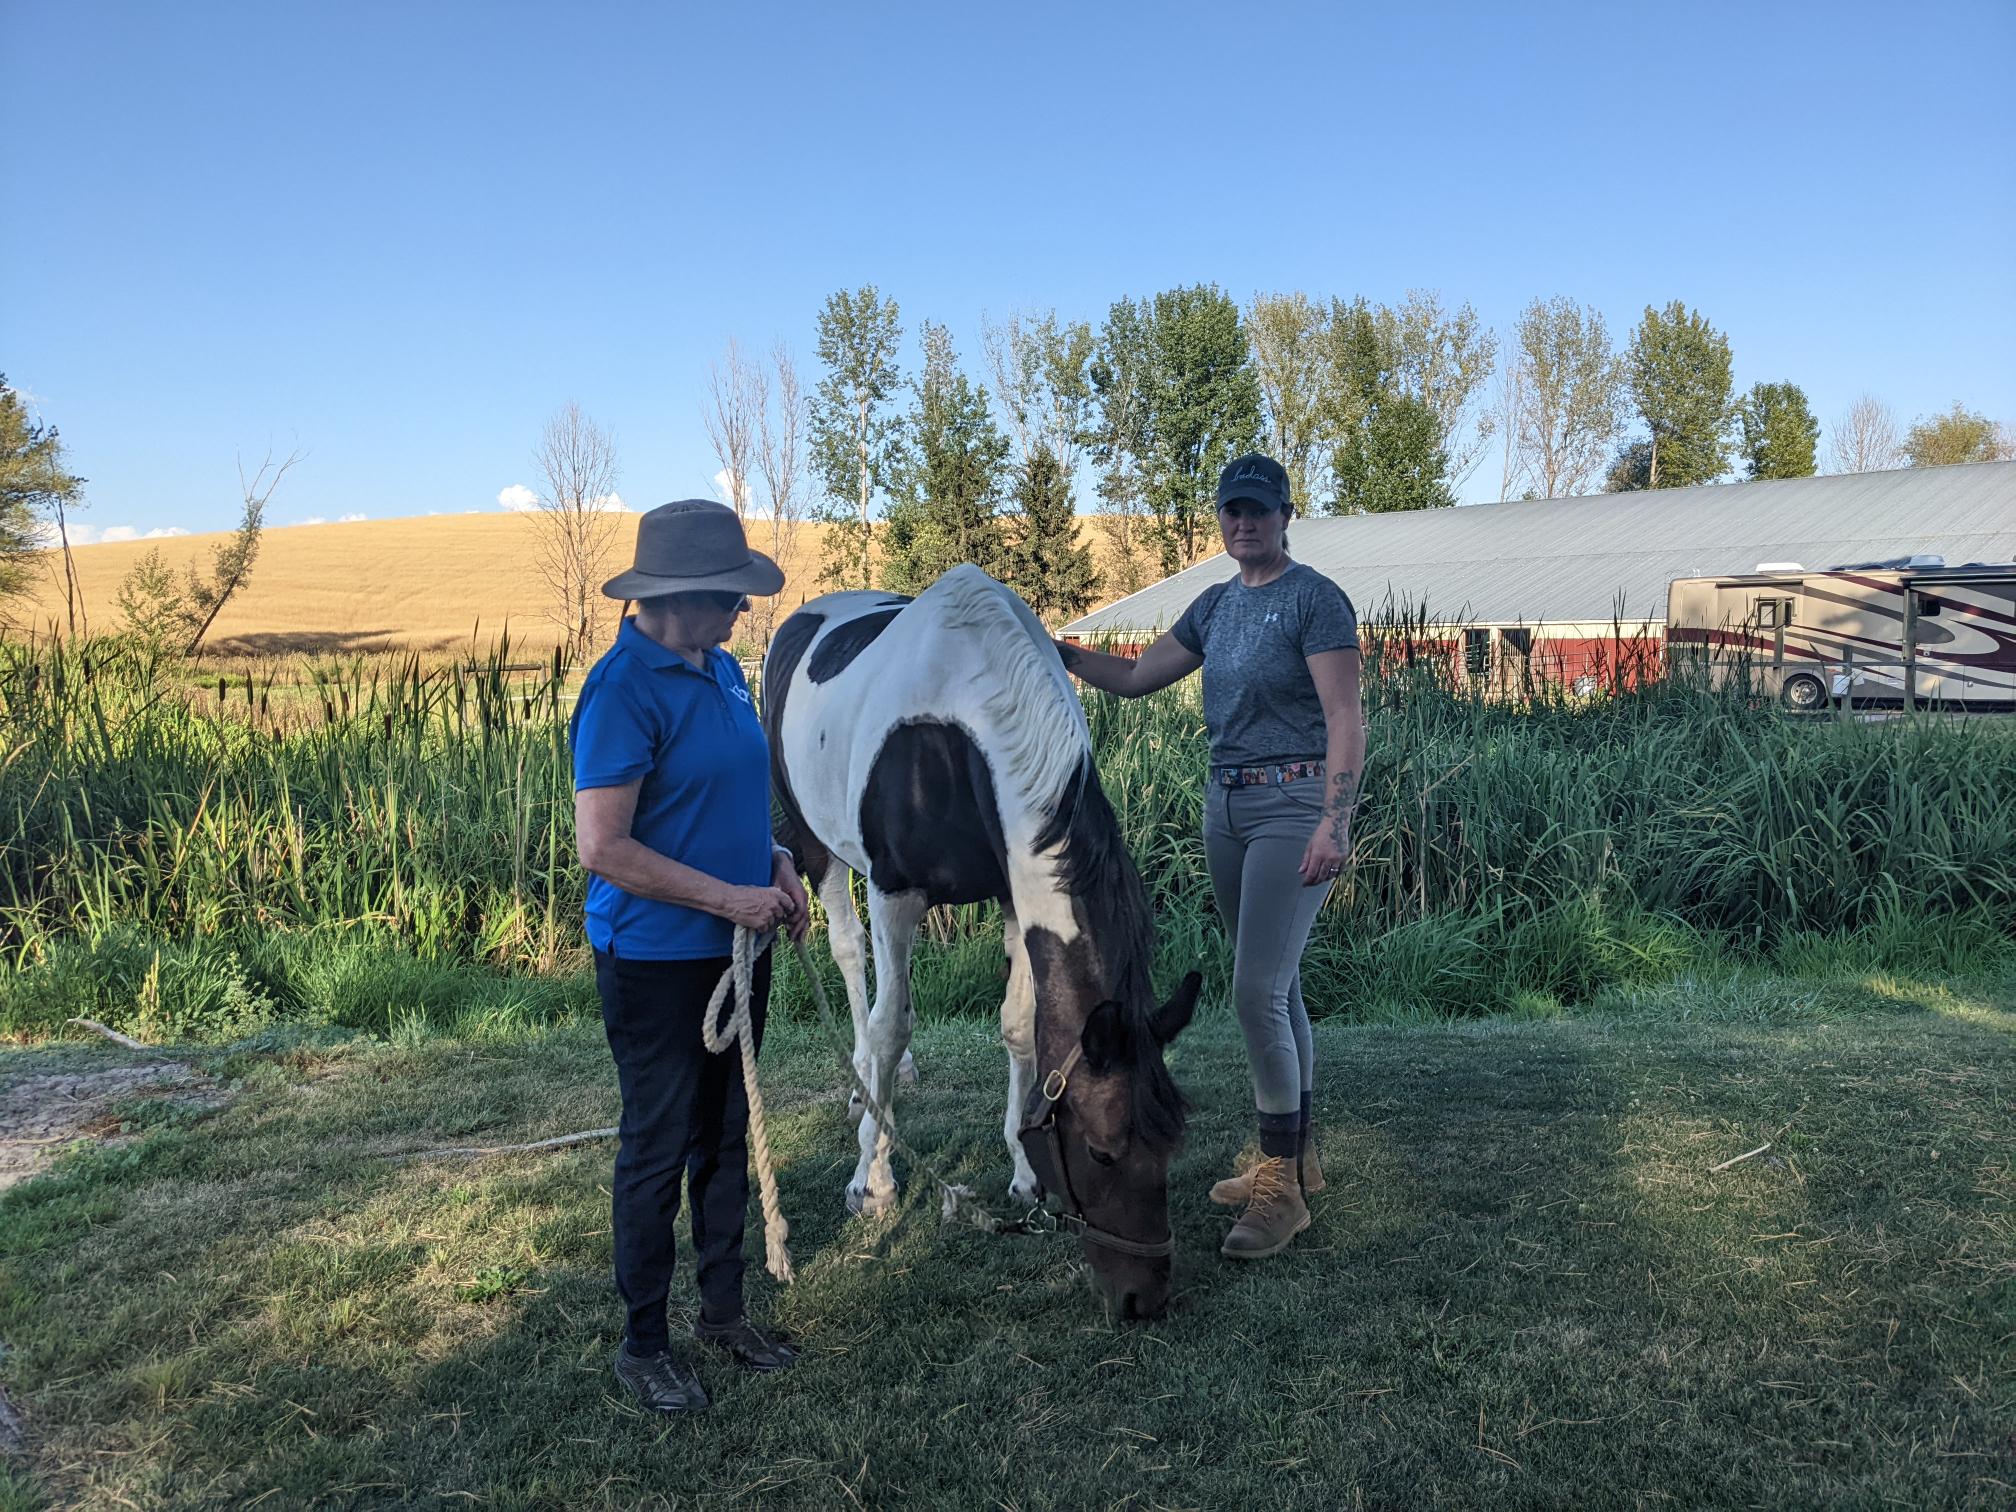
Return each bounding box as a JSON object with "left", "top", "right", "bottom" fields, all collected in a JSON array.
[{"left": 702, "top": 927, "right": 794, "bottom": 1284}]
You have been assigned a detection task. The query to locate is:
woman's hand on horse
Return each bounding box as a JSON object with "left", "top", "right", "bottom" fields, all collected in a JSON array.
[
  {"left": 772, "top": 855, "right": 812, "bottom": 942},
  {"left": 722, "top": 884, "right": 796, "bottom": 932},
  {"left": 1297, "top": 827, "right": 1349, "bottom": 888}
]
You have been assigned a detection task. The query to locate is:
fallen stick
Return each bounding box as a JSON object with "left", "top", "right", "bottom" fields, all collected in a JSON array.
[
  {"left": 66, "top": 1018, "right": 151, "bottom": 1052},
  {"left": 392, "top": 1127, "right": 617, "bottom": 1162},
  {"left": 1709, "top": 1141, "right": 1771, "bottom": 1174}
]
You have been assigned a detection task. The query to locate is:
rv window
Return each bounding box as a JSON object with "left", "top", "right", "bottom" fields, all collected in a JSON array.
[
  {"left": 1779, "top": 598, "right": 1794, "bottom": 625},
  {"left": 1913, "top": 592, "right": 1942, "bottom": 618},
  {"left": 1463, "top": 628, "right": 1489, "bottom": 677},
  {"left": 1757, "top": 601, "right": 1779, "bottom": 629}
]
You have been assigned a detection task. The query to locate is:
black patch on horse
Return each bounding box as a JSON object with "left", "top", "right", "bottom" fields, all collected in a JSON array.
[
  {"left": 808, "top": 606, "right": 906, "bottom": 683},
  {"left": 762, "top": 610, "right": 827, "bottom": 884},
  {"left": 858, "top": 719, "right": 1009, "bottom": 904}
]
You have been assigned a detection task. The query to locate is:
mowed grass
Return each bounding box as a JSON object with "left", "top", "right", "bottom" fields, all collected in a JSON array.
[{"left": 4, "top": 966, "right": 2013, "bottom": 1510}]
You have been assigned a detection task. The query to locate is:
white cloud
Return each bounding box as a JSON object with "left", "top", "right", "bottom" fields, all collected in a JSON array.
[
  {"left": 497, "top": 483, "right": 539, "bottom": 512},
  {"left": 27, "top": 521, "right": 189, "bottom": 547},
  {"left": 591, "top": 491, "right": 629, "bottom": 513},
  {"left": 297, "top": 517, "right": 329, "bottom": 527},
  {"left": 338, "top": 512, "right": 367, "bottom": 523}
]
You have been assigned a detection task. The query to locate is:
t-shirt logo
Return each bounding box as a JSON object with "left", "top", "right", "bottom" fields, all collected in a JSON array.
[{"left": 731, "top": 686, "right": 752, "bottom": 705}]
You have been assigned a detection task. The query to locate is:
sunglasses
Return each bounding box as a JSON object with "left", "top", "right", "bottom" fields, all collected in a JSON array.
[{"left": 688, "top": 591, "right": 752, "bottom": 613}]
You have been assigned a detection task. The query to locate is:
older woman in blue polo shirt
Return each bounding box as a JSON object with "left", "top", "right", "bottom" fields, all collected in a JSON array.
[{"left": 571, "top": 500, "right": 809, "bottom": 1416}]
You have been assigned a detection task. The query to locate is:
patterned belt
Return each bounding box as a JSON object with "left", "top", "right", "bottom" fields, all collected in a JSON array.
[{"left": 1214, "top": 760, "right": 1326, "bottom": 788}]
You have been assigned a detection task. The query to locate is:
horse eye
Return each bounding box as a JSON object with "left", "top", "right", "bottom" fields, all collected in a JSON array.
[{"left": 1088, "top": 1145, "right": 1120, "bottom": 1168}]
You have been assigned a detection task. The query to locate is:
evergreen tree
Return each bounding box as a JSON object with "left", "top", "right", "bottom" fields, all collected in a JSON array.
[
  {"left": 879, "top": 322, "right": 1010, "bottom": 594},
  {"left": 1002, "top": 443, "right": 1099, "bottom": 623},
  {"left": 1739, "top": 382, "right": 1820, "bottom": 479}
]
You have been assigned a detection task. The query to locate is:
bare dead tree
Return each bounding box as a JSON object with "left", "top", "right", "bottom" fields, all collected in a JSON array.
[
  {"left": 1825, "top": 393, "right": 1902, "bottom": 474},
  {"left": 751, "top": 344, "right": 808, "bottom": 649},
  {"left": 184, "top": 448, "right": 302, "bottom": 655},
  {"left": 703, "top": 339, "right": 762, "bottom": 521},
  {"left": 532, "top": 403, "right": 623, "bottom": 662},
  {"left": 1493, "top": 350, "right": 1529, "bottom": 502}
]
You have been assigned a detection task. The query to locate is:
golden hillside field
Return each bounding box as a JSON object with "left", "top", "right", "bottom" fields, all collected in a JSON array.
[{"left": 9, "top": 513, "right": 1152, "bottom": 656}]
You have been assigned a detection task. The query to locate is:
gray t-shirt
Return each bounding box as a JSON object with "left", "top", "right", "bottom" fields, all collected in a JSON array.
[{"left": 1170, "top": 562, "right": 1358, "bottom": 768}]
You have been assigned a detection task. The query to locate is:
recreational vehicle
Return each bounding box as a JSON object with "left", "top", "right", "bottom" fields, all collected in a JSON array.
[{"left": 1666, "top": 558, "right": 2016, "bottom": 710}]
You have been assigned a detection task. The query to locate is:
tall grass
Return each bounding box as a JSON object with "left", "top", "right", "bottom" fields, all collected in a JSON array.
[{"left": 3, "top": 627, "right": 2012, "bottom": 1040}]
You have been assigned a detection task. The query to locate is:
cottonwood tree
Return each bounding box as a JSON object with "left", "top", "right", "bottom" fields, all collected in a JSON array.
[
  {"left": 1619, "top": 301, "right": 1734, "bottom": 489},
  {"left": 183, "top": 449, "right": 302, "bottom": 654},
  {"left": 1901, "top": 402, "right": 2014, "bottom": 467},
  {"left": 1498, "top": 297, "right": 1624, "bottom": 500},
  {"left": 531, "top": 404, "right": 622, "bottom": 662},
  {"left": 809, "top": 286, "right": 904, "bottom": 589},
  {"left": 750, "top": 343, "right": 808, "bottom": 647},
  {"left": 1245, "top": 291, "right": 1334, "bottom": 511},
  {"left": 1375, "top": 290, "right": 1498, "bottom": 487},
  {"left": 703, "top": 339, "right": 761, "bottom": 521},
  {"left": 1091, "top": 285, "right": 1261, "bottom": 575},
  {"left": 880, "top": 322, "right": 1010, "bottom": 594},
  {"left": 1738, "top": 382, "right": 1819, "bottom": 479},
  {"left": 0, "top": 378, "right": 86, "bottom": 628},
  {"left": 1323, "top": 298, "right": 1454, "bottom": 514},
  {"left": 1824, "top": 394, "right": 1901, "bottom": 473}
]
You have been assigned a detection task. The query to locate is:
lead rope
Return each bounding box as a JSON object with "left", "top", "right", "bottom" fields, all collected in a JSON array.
[{"left": 702, "top": 926, "right": 795, "bottom": 1283}]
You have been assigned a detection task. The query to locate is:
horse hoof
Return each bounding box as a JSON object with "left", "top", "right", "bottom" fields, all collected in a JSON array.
[
  {"left": 847, "top": 1185, "right": 895, "bottom": 1218},
  {"left": 898, "top": 1051, "right": 919, "bottom": 1085}
]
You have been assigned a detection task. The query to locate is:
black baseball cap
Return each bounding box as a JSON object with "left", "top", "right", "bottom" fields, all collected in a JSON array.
[{"left": 1216, "top": 453, "right": 1290, "bottom": 512}]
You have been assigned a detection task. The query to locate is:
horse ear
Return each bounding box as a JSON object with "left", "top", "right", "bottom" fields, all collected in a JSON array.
[
  {"left": 1152, "top": 971, "right": 1203, "bottom": 1045},
  {"left": 1080, "top": 999, "right": 1131, "bottom": 1072}
]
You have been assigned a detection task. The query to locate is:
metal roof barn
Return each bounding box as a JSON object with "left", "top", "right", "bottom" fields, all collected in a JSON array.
[{"left": 1063, "top": 461, "right": 2016, "bottom": 636}]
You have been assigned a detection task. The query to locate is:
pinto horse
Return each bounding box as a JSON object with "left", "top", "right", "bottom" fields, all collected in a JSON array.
[{"left": 764, "top": 565, "right": 1200, "bottom": 1318}]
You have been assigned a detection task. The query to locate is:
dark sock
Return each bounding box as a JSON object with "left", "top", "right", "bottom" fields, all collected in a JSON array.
[
  {"left": 624, "top": 1337, "right": 666, "bottom": 1360},
  {"left": 699, "top": 1301, "right": 743, "bottom": 1329},
  {"left": 1258, "top": 1109, "right": 1300, "bottom": 1159},
  {"left": 1299, "top": 1090, "right": 1312, "bottom": 1143}
]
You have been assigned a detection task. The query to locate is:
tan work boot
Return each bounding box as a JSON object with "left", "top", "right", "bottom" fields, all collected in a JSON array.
[
  {"left": 1219, "top": 1155, "right": 1310, "bottom": 1260},
  {"left": 1210, "top": 1138, "right": 1324, "bottom": 1205}
]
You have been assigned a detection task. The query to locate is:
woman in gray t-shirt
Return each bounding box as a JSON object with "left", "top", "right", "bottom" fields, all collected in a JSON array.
[{"left": 1058, "top": 453, "right": 1364, "bottom": 1263}]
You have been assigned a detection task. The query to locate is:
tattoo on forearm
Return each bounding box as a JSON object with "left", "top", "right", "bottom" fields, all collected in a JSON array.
[{"left": 1324, "top": 768, "right": 1359, "bottom": 850}]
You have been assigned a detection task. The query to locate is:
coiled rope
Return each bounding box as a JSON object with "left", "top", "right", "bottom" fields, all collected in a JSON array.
[{"left": 701, "top": 925, "right": 795, "bottom": 1283}]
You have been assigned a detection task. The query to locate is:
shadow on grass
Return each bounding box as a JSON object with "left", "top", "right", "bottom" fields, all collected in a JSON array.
[{"left": 3, "top": 984, "right": 2013, "bottom": 1509}]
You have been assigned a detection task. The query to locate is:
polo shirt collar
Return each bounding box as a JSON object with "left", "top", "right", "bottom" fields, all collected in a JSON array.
[{"left": 619, "top": 615, "right": 715, "bottom": 677}]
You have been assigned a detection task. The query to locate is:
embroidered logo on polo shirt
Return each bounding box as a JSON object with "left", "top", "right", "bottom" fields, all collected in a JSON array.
[{"left": 731, "top": 686, "right": 751, "bottom": 704}]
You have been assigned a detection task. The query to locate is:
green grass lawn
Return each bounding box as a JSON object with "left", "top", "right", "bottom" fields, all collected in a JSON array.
[{"left": 3, "top": 967, "right": 2013, "bottom": 1511}]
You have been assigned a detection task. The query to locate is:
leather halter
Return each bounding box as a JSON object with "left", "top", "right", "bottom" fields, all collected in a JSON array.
[{"left": 1017, "top": 1043, "right": 1177, "bottom": 1261}]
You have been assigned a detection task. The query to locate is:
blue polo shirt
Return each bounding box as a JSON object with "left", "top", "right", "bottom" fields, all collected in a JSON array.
[{"left": 569, "top": 617, "right": 773, "bottom": 959}]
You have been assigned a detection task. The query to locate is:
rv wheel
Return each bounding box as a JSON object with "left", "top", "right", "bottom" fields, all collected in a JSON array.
[{"left": 1780, "top": 673, "right": 1827, "bottom": 711}]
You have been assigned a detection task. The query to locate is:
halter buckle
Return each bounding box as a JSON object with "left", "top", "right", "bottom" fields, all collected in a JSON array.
[{"left": 1041, "top": 1067, "right": 1069, "bottom": 1102}]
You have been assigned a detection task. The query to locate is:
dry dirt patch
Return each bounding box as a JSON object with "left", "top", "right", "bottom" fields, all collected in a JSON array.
[{"left": 0, "top": 1061, "right": 217, "bottom": 1192}]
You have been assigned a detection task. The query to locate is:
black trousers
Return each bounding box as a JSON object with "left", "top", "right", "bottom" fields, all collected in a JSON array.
[{"left": 595, "top": 945, "right": 771, "bottom": 1354}]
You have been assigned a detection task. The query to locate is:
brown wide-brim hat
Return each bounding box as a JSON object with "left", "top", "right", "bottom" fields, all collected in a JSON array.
[{"left": 601, "top": 499, "right": 786, "bottom": 601}]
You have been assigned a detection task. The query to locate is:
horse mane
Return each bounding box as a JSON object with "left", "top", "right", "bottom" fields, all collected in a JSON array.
[{"left": 1034, "top": 757, "right": 1187, "bottom": 1152}]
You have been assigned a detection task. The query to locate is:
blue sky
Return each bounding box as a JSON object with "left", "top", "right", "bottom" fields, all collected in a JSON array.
[{"left": 4, "top": 0, "right": 2012, "bottom": 538}]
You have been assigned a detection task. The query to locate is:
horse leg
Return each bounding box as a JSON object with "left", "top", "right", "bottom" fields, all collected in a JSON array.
[
  {"left": 848, "top": 885, "right": 928, "bottom": 1217},
  {"left": 999, "top": 900, "right": 1044, "bottom": 1207},
  {"left": 817, "top": 865, "right": 874, "bottom": 1124}
]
